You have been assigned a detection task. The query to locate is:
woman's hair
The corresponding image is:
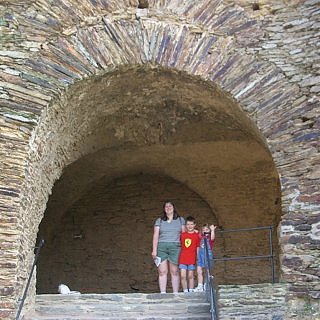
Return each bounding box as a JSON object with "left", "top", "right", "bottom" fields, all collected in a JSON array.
[{"left": 161, "top": 201, "right": 179, "bottom": 221}]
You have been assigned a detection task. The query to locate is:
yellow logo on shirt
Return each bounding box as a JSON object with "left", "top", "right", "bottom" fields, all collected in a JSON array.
[{"left": 185, "top": 238, "right": 192, "bottom": 248}]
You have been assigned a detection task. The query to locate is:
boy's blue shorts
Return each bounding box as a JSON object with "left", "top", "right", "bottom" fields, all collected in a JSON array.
[{"left": 179, "top": 264, "right": 196, "bottom": 270}]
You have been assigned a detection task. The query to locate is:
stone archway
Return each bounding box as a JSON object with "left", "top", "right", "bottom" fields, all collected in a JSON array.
[
  {"left": 0, "top": 1, "right": 319, "bottom": 319},
  {"left": 33, "top": 66, "right": 281, "bottom": 294}
]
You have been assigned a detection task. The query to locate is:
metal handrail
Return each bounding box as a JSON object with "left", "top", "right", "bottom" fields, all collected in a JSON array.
[
  {"left": 202, "top": 225, "right": 276, "bottom": 320},
  {"left": 214, "top": 226, "right": 275, "bottom": 283},
  {"left": 217, "top": 226, "right": 272, "bottom": 233},
  {"left": 203, "top": 235, "right": 218, "bottom": 320},
  {"left": 16, "top": 239, "right": 44, "bottom": 320}
]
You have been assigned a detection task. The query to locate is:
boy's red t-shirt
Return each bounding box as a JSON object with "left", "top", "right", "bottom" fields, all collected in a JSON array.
[{"left": 179, "top": 231, "right": 200, "bottom": 265}]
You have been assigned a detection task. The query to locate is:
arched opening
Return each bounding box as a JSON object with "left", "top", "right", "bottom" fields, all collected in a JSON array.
[
  {"left": 37, "top": 173, "right": 217, "bottom": 293},
  {"left": 34, "top": 66, "right": 281, "bottom": 293}
]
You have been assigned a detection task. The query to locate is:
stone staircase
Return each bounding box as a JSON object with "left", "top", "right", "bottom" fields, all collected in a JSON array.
[
  {"left": 23, "top": 292, "right": 211, "bottom": 320},
  {"left": 23, "top": 283, "right": 287, "bottom": 320}
]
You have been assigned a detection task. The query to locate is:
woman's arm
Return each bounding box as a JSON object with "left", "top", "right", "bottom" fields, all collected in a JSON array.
[
  {"left": 152, "top": 226, "right": 160, "bottom": 259},
  {"left": 181, "top": 217, "right": 186, "bottom": 232}
]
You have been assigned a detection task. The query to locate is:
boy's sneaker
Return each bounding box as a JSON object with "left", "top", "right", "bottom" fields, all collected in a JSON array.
[
  {"left": 194, "top": 284, "right": 204, "bottom": 292},
  {"left": 183, "top": 289, "right": 189, "bottom": 293},
  {"left": 189, "top": 288, "right": 195, "bottom": 292}
]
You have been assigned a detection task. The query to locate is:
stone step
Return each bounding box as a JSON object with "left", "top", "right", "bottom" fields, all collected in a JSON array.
[
  {"left": 35, "top": 292, "right": 207, "bottom": 304},
  {"left": 35, "top": 302, "right": 210, "bottom": 314},
  {"left": 25, "top": 314, "right": 212, "bottom": 320},
  {"left": 24, "top": 292, "right": 211, "bottom": 320},
  {"left": 23, "top": 283, "right": 288, "bottom": 320}
]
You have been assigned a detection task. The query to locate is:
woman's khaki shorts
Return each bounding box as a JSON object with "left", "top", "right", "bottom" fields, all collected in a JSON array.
[{"left": 157, "top": 242, "right": 181, "bottom": 265}]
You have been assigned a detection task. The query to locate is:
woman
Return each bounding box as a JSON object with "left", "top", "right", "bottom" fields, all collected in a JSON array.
[{"left": 152, "top": 201, "right": 185, "bottom": 293}]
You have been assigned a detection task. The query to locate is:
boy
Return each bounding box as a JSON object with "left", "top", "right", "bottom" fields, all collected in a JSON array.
[
  {"left": 195, "top": 224, "right": 216, "bottom": 292},
  {"left": 178, "top": 216, "right": 200, "bottom": 293}
]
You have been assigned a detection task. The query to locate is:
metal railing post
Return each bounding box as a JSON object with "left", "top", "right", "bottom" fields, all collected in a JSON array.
[
  {"left": 269, "top": 226, "right": 275, "bottom": 284},
  {"left": 204, "top": 236, "right": 218, "bottom": 320},
  {"left": 16, "top": 239, "right": 45, "bottom": 320}
]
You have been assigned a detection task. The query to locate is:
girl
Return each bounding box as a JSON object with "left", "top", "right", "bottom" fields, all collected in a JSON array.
[{"left": 195, "top": 224, "right": 217, "bottom": 291}]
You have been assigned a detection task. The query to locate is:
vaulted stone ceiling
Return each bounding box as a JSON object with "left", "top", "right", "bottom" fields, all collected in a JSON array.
[
  {"left": 36, "top": 67, "right": 281, "bottom": 293},
  {"left": 41, "top": 67, "right": 279, "bottom": 229}
]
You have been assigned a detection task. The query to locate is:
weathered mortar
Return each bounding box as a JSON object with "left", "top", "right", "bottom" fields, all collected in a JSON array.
[{"left": 0, "top": 0, "right": 319, "bottom": 319}]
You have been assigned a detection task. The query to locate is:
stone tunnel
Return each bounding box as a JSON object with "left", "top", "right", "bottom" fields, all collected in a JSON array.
[
  {"left": 0, "top": 0, "right": 319, "bottom": 319},
  {"left": 35, "top": 67, "right": 281, "bottom": 294}
]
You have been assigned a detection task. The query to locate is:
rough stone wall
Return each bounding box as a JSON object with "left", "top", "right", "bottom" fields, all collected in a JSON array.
[
  {"left": 36, "top": 158, "right": 279, "bottom": 293},
  {"left": 0, "top": 0, "right": 319, "bottom": 319},
  {"left": 36, "top": 174, "right": 217, "bottom": 294}
]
